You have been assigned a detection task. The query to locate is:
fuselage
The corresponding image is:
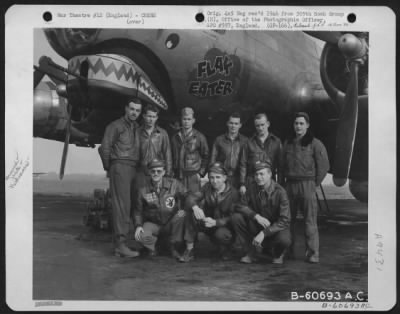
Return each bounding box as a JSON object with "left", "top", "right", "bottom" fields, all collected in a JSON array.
[
  {"left": 37, "top": 28, "right": 367, "bottom": 201},
  {"left": 44, "top": 29, "right": 332, "bottom": 138}
]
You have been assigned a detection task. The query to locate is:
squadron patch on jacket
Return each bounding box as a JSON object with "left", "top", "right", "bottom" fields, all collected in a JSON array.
[{"left": 165, "top": 196, "right": 176, "bottom": 208}]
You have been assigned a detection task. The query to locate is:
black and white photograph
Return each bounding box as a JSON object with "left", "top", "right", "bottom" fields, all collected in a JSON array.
[{"left": 5, "top": 5, "right": 396, "bottom": 311}]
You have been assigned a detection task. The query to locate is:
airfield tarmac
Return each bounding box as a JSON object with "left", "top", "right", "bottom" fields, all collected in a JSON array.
[{"left": 33, "top": 194, "right": 367, "bottom": 302}]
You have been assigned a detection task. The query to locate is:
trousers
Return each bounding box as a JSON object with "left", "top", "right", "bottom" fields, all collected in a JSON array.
[
  {"left": 109, "top": 162, "right": 137, "bottom": 245},
  {"left": 286, "top": 180, "right": 319, "bottom": 258},
  {"left": 138, "top": 213, "right": 185, "bottom": 251},
  {"left": 231, "top": 213, "right": 291, "bottom": 257},
  {"left": 184, "top": 213, "right": 234, "bottom": 246}
]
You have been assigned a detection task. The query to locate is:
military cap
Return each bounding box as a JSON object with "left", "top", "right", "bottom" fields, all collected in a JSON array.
[
  {"left": 147, "top": 158, "right": 166, "bottom": 170},
  {"left": 181, "top": 107, "right": 194, "bottom": 117},
  {"left": 253, "top": 160, "right": 272, "bottom": 172},
  {"left": 208, "top": 162, "right": 227, "bottom": 175}
]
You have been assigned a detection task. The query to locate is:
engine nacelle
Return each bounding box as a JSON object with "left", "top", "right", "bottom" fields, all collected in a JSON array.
[
  {"left": 33, "top": 81, "right": 69, "bottom": 138},
  {"left": 349, "top": 179, "right": 368, "bottom": 203}
]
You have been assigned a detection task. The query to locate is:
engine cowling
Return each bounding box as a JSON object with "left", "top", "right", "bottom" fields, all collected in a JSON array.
[
  {"left": 320, "top": 36, "right": 368, "bottom": 113},
  {"left": 34, "top": 81, "right": 89, "bottom": 144},
  {"left": 33, "top": 81, "right": 69, "bottom": 139}
]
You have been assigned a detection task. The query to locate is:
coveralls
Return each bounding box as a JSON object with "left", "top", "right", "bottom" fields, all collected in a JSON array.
[
  {"left": 171, "top": 128, "right": 209, "bottom": 193},
  {"left": 133, "top": 177, "right": 187, "bottom": 251},
  {"left": 210, "top": 133, "right": 248, "bottom": 189},
  {"left": 281, "top": 135, "right": 329, "bottom": 260},
  {"left": 98, "top": 116, "right": 140, "bottom": 245}
]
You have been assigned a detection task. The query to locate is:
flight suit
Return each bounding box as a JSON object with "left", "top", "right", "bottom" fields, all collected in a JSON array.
[
  {"left": 171, "top": 128, "right": 209, "bottom": 193},
  {"left": 281, "top": 136, "right": 329, "bottom": 260},
  {"left": 210, "top": 133, "right": 248, "bottom": 189},
  {"left": 232, "top": 180, "right": 291, "bottom": 257},
  {"left": 133, "top": 177, "right": 187, "bottom": 251},
  {"left": 136, "top": 125, "right": 172, "bottom": 185},
  {"left": 185, "top": 182, "right": 240, "bottom": 247},
  {"left": 98, "top": 116, "right": 140, "bottom": 246},
  {"left": 240, "top": 133, "right": 282, "bottom": 185}
]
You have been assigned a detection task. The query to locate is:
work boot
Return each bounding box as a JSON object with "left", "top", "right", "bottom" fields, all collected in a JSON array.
[
  {"left": 306, "top": 255, "right": 319, "bottom": 263},
  {"left": 272, "top": 248, "right": 286, "bottom": 264},
  {"left": 239, "top": 246, "right": 259, "bottom": 264},
  {"left": 219, "top": 245, "right": 233, "bottom": 261},
  {"left": 179, "top": 248, "right": 194, "bottom": 263},
  {"left": 114, "top": 243, "right": 140, "bottom": 258},
  {"left": 240, "top": 255, "right": 254, "bottom": 264},
  {"left": 305, "top": 249, "right": 319, "bottom": 263}
]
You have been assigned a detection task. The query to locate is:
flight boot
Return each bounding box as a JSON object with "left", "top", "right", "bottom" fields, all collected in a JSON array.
[
  {"left": 272, "top": 249, "right": 286, "bottom": 264},
  {"left": 305, "top": 249, "right": 319, "bottom": 263},
  {"left": 114, "top": 242, "right": 140, "bottom": 258},
  {"left": 239, "top": 246, "right": 259, "bottom": 264},
  {"left": 179, "top": 248, "right": 194, "bottom": 263},
  {"left": 219, "top": 245, "right": 233, "bottom": 261}
]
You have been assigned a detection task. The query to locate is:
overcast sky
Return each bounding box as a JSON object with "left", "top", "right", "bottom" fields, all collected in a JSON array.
[{"left": 33, "top": 29, "right": 104, "bottom": 174}]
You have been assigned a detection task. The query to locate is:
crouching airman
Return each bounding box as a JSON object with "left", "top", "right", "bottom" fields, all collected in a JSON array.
[
  {"left": 133, "top": 158, "right": 188, "bottom": 260},
  {"left": 181, "top": 162, "right": 240, "bottom": 262},
  {"left": 232, "top": 160, "right": 291, "bottom": 264}
]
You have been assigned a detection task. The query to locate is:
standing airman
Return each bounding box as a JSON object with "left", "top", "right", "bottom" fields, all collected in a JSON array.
[{"left": 281, "top": 112, "right": 329, "bottom": 263}]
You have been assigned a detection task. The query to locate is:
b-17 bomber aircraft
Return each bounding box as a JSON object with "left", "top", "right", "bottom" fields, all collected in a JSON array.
[{"left": 33, "top": 28, "right": 368, "bottom": 202}]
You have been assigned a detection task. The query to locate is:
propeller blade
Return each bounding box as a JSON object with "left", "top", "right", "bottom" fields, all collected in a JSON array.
[
  {"left": 304, "top": 31, "right": 343, "bottom": 44},
  {"left": 59, "top": 103, "right": 72, "bottom": 180},
  {"left": 36, "top": 56, "right": 68, "bottom": 85},
  {"left": 332, "top": 61, "right": 359, "bottom": 186},
  {"left": 33, "top": 68, "right": 45, "bottom": 88}
]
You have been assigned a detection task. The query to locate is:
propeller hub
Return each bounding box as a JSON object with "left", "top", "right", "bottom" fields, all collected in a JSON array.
[
  {"left": 56, "top": 83, "right": 68, "bottom": 98},
  {"left": 338, "top": 34, "right": 367, "bottom": 60}
]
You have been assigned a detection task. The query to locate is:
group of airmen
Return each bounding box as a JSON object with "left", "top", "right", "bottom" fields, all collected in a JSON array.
[{"left": 98, "top": 97, "right": 329, "bottom": 265}]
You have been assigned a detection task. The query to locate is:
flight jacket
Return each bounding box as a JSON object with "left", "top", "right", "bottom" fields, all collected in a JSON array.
[
  {"left": 171, "top": 128, "right": 209, "bottom": 178},
  {"left": 210, "top": 133, "right": 248, "bottom": 177},
  {"left": 98, "top": 116, "right": 140, "bottom": 171},
  {"left": 235, "top": 180, "right": 290, "bottom": 237},
  {"left": 240, "top": 133, "right": 282, "bottom": 185},
  {"left": 133, "top": 177, "right": 187, "bottom": 227},
  {"left": 186, "top": 182, "right": 240, "bottom": 227},
  {"left": 138, "top": 125, "right": 172, "bottom": 176},
  {"left": 281, "top": 135, "right": 330, "bottom": 186}
]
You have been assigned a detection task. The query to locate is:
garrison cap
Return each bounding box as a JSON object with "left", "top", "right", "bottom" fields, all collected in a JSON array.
[
  {"left": 181, "top": 107, "right": 194, "bottom": 117},
  {"left": 147, "top": 158, "right": 166, "bottom": 170},
  {"left": 253, "top": 160, "right": 272, "bottom": 172},
  {"left": 208, "top": 162, "right": 227, "bottom": 176}
]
